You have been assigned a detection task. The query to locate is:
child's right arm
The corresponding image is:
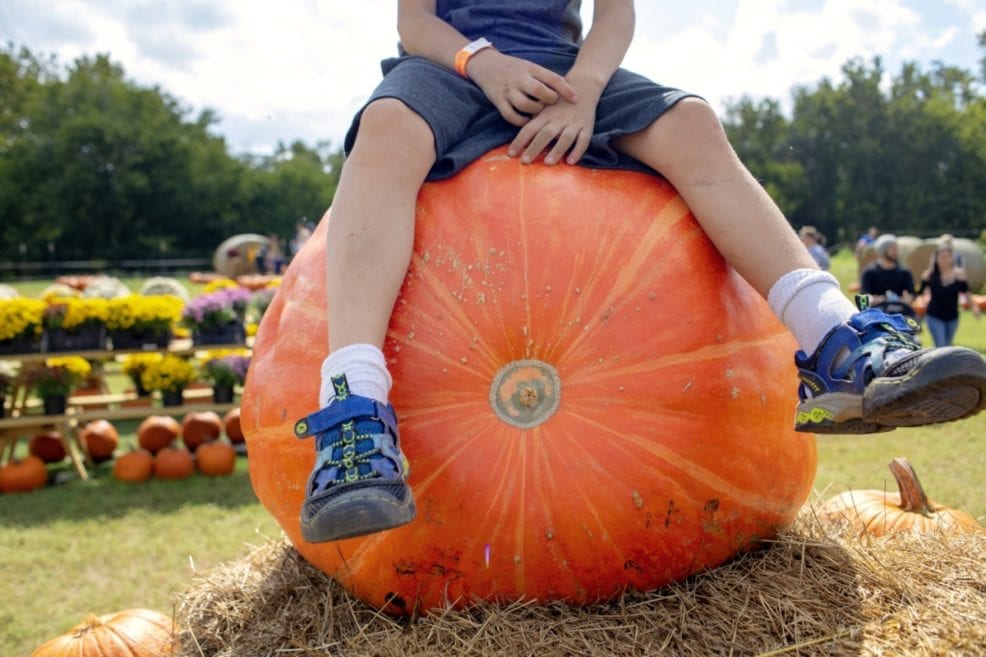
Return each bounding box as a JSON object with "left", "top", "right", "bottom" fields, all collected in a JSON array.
[{"left": 397, "top": 0, "right": 577, "bottom": 126}]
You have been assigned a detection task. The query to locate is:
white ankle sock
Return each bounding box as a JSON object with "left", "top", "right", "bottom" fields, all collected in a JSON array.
[
  {"left": 767, "top": 269, "right": 857, "bottom": 355},
  {"left": 318, "top": 344, "right": 392, "bottom": 406}
]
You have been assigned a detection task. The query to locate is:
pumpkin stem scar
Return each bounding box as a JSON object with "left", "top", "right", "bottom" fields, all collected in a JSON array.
[{"left": 490, "top": 359, "right": 561, "bottom": 428}]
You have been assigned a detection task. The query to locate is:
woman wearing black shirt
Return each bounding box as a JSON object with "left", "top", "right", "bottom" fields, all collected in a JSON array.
[{"left": 919, "top": 245, "right": 981, "bottom": 346}]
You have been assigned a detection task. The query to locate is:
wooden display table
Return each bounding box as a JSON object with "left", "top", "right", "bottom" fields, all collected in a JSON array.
[
  {"left": 0, "top": 338, "right": 250, "bottom": 479},
  {"left": 0, "top": 400, "right": 239, "bottom": 480}
]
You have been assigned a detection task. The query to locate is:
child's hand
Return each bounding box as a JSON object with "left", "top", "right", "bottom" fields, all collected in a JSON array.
[
  {"left": 469, "top": 51, "right": 577, "bottom": 127},
  {"left": 507, "top": 97, "right": 596, "bottom": 166}
]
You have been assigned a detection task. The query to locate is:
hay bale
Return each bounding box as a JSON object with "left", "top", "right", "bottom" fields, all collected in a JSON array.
[{"left": 174, "top": 509, "right": 986, "bottom": 657}]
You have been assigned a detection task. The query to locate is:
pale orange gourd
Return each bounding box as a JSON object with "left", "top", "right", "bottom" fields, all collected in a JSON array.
[
  {"left": 819, "top": 457, "right": 983, "bottom": 537},
  {"left": 29, "top": 608, "right": 175, "bottom": 656},
  {"left": 243, "top": 147, "right": 817, "bottom": 614}
]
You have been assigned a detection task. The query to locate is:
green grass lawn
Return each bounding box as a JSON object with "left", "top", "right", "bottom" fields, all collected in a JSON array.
[{"left": 2, "top": 254, "right": 985, "bottom": 656}]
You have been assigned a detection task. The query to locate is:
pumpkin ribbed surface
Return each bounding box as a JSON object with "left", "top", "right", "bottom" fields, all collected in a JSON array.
[
  {"left": 29, "top": 608, "right": 174, "bottom": 656},
  {"left": 819, "top": 457, "right": 983, "bottom": 537},
  {"left": 243, "top": 147, "right": 817, "bottom": 613}
]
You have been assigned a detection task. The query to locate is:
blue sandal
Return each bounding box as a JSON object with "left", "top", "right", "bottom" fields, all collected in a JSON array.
[
  {"left": 795, "top": 298, "right": 986, "bottom": 434},
  {"left": 294, "top": 374, "right": 415, "bottom": 542}
]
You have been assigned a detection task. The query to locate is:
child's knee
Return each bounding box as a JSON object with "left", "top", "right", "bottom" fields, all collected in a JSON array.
[
  {"left": 666, "top": 97, "right": 723, "bottom": 134},
  {"left": 358, "top": 99, "right": 433, "bottom": 146}
]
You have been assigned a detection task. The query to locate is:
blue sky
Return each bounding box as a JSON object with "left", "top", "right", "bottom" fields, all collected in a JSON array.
[{"left": 2, "top": 0, "right": 983, "bottom": 155}]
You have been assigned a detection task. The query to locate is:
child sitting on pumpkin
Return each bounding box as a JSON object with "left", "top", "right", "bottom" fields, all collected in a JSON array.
[{"left": 292, "top": 0, "right": 986, "bottom": 543}]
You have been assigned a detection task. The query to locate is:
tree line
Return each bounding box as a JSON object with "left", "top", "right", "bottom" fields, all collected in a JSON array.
[
  {"left": 723, "top": 32, "right": 986, "bottom": 246},
  {"left": 1, "top": 36, "right": 984, "bottom": 263},
  {"left": 0, "top": 46, "right": 342, "bottom": 263}
]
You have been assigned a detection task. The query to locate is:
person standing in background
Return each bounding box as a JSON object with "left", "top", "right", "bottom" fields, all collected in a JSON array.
[
  {"left": 799, "top": 226, "right": 829, "bottom": 271},
  {"left": 918, "top": 243, "right": 980, "bottom": 346},
  {"left": 860, "top": 234, "right": 915, "bottom": 310},
  {"left": 855, "top": 226, "right": 879, "bottom": 254}
]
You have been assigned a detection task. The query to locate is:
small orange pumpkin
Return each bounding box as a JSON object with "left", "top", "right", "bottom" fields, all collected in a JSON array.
[
  {"left": 137, "top": 415, "right": 181, "bottom": 454},
  {"left": 223, "top": 407, "right": 243, "bottom": 444},
  {"left": 153, "top": 446, "right": 195, "bottom": 480},
  {"left": 819, "top": 457, "right": 984, "bottom": 537},
  {"left": 195, "top": 440, "right": 237, "bottom": 476},
  {"left": 29, "top": 608, "right": 175, "bottom": 656},
  {"left": 29, "top": 431, "right": 67, "bottom": 464},
  {"left": 112, "top": 449, "right": 155, "bottom": 483},
  {"left": 0, "top": 455, "right": 48, "bottom": 493},
  {"left": 79, "top": 419, "right": 119, "bottom": 463},
  {"left": 181, "top": 411, "right": 223, "bottom": 452}
]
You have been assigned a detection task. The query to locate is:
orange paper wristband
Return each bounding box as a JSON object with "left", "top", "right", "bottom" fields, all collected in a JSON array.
[{"left": 454, "top": 48, "right": 472, "bottom": 78}]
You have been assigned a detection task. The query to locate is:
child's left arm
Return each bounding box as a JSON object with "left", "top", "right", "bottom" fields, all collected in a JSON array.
[{"left": 508, "top": 0, "right": 634, "bottom": 166}]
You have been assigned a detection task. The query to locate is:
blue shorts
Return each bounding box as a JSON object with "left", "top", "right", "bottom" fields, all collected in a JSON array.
[{"left": 343, "top": 54, "right": 698, "bottom": 181}]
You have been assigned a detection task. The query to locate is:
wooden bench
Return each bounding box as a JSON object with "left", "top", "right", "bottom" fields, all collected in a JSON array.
[
  {"left": 1, "top": 338, "right": 250, "bottom": 479},
  {"left": 0, "top": 399, "right": 239, "bottom": 480}
]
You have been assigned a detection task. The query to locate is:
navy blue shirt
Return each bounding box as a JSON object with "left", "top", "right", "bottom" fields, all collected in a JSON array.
[{"left": 434, "top": 0, "right": 583, "bottom": 65}]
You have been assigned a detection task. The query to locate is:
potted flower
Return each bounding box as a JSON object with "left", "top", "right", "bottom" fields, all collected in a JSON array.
[
  {"left": 42, "top": 296, "right": 109, "bottom": 352},
  {"left": 0, "top": 297, "right": 45, "bottom": 354},
  {"left": 139, "top": 353, "right": 196, "bottom": 406},
  {"left": 182, "top": 287, "right": 251, "bottom": 346},
  {"left": 201, "top": 352, "right": 251, "bottom": 403},
  {"left": 121, "top": 353, "right": 164, "bottom": 397},
  {"left": 106, "top": 294, "right": 183, "bottom": 350},
  {"left": 28, "top": 356, "right": 92, "bottom": 415}
]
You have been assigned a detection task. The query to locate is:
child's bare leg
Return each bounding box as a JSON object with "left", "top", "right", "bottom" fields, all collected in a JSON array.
[
  {"left": 613, "top": 98, "right": 986, "bottom": 433},
  {"left": 295, "top": 98, "right": 433, "bottom": 544},
  {"left": 327, "top": 98, "right": 436, "bottom": 351},
  {"left": 613, "top": 98, "right": 856, "bottom": 360},
  {"left": 613, "top": 98, "right": 814, "bottom": 296}
]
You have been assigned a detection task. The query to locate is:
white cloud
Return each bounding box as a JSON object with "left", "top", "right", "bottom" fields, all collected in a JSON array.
[
  {"left": 1, "top": 0, "right": 980, "bottom": 154},
  {"left": 624, "top": 0, "right": 977, "bottom": 114}
]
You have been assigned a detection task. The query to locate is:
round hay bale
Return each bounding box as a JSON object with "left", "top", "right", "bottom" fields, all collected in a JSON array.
[
  {"left": 0, "top": 284, "right": 19, "bottom": 299},
  {"left": 856, "top": 235, "right": 923, "bottom": 274},
  {"left": 906, "top": 238, "right": 986, "bottom": 293},
  {"left": 172, "top": 508, "right": 986, "bottom": 657},
  {"left": 213, "top": 234, "right": 270, "bottom": 278},
  {"left": 243, "top": 147, "right": 815, "bottom": 614}
]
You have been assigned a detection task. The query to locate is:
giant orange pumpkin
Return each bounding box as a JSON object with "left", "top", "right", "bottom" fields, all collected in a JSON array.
[{"left": 243, "top": 147, "right": 817, "bottom": 614}]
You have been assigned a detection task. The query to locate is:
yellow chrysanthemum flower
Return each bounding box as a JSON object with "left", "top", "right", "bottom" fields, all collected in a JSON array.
[
  {"left": 0, "top": 298, "right": 45, "bottom": 341},
  {"left": 140, "top": 354, "right": 197, "bottom": 393},
  {"left": 204, "top": 278, "right": 240, "bottom": 294}
]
